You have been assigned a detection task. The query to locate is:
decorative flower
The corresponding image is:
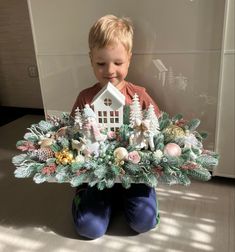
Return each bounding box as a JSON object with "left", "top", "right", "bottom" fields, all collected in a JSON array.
[
  {"left": 75, "top": 154, "right": 85, "bottom": 163},
  {"left": 153, "top": 150, "right": 163, "bottom": 160},
  {"left": 153, "top": 166, "right": 163, "bottom": 176},
  {"left": 163, "top": 143, "right": 182, "bottom": 157},
  {"left": 127, "top": 151, "right": 141, "bottom": 164},
  {"left": 17, "top": 141, "right": 36, "bottom": 151},
  {"left": 181, "top": 162, "right": 198, "bottom": 170},
  {"left": 42, "top": 163, "right": 57, "bottom": 175},
  {"left": 184, "top": 132, "right": 202, "bottom": 148},
  {"left": 175, "top": 119, "right": 187, "bottom": 127},
  {"left": 76, "top": 168, "right": 87, "bottom": 176},
  {"left": 107, "top": 131, "right": 117, "bottom": 140}
]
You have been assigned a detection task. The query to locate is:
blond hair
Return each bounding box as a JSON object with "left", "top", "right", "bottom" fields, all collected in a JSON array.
[{"left": 89, "top": 15, "right": 133, "bottom": 53}]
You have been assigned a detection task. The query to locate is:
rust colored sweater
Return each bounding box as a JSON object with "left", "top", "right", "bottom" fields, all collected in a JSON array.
[{"left": 71, "top": 81, "right": 161, "bottom": 117}]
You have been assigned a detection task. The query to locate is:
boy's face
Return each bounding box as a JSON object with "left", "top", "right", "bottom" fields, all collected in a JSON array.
[{"left": 90, "top": 43, "right": 131, "bottom": 89}]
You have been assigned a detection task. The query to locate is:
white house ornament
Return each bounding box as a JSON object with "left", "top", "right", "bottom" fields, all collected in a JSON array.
[{"left": 91, "top": 82, "right": 125, "bottom": 132}]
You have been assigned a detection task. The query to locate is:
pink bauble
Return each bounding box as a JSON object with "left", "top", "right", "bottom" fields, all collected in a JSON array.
[{"left": 163, "top": 143, "right": 182, "bottom": 157}]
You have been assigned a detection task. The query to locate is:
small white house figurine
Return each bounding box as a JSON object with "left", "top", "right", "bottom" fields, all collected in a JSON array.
[{"left": 91, "top": 82, "right": 125, "bottom": 131}]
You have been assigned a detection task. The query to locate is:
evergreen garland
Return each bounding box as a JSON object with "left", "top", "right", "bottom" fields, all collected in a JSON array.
[{"left": 12, "top": 101, "right": 219, "bottom": 190}]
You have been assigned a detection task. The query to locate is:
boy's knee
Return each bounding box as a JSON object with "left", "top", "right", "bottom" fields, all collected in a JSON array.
[
  {"left": 126, "top": 206, "right": 157, "bottom": 233},
  {"left": 71, "top": 188, "right": 112, "bottom": 239},
  {"left": 75, "top": 218, "right": 107, "bottom": 239},
  {"left": 129, "top": 216, "right": 157, "bottom": 233},
  {"left": 72, "top": 201, "right": 110, "bottom": 239}
]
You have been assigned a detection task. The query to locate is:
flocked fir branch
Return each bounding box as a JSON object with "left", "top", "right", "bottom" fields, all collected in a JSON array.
[{"left": 12, "top": 94, "right": 219, "bottom": 190}]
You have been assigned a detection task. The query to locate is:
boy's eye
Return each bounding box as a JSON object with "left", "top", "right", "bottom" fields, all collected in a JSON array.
[
  {"left": 115, "top": 62, "right": 123, "bottom": 66},
  {"left": 97, "top": 62, "right": 105, "bottom": 66}
]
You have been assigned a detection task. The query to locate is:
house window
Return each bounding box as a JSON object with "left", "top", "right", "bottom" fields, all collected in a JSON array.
[
  {"left": 104, "top": 98, "right": 112, "bottom": 106},
  {"left": 111, "top": 127, "right": 119, "bottom": 132},
  {"left": 98, "top": 111, "right": 108, "bottom": 124},
  {"left": 109, "top": 110, "right": 119, "bottom": 124}
]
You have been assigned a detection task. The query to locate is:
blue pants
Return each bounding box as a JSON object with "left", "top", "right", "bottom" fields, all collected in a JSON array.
[{"left": 72, "top": 184, "right": 159, "bottom": 239}]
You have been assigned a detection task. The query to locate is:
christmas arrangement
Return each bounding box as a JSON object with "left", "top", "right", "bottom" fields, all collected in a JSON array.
[{"left": 12, "top": 84, "right": 219, "bottom": 190}]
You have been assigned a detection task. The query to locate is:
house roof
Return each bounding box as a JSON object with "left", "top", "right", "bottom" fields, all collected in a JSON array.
[{"left": 91, "top": 82, "right": 125, "bottom": 106}]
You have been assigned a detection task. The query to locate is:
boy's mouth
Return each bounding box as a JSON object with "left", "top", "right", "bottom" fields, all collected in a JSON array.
[{"left": 105, "top": 77, "right": 117, "bottom": 81}]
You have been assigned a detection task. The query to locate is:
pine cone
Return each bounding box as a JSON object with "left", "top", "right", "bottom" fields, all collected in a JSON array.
[{"left": 37, "top": 147, "right": 54, "bottom": 161}]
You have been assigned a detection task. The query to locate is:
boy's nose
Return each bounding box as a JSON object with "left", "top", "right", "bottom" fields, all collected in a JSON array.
[{"left": 106, "top": 63, "right": 115, "bottom": 74}]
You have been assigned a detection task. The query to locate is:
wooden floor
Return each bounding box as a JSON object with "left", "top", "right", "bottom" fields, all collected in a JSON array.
[{"left": 0, "top": 116, "right": 234, "bottom": 252}]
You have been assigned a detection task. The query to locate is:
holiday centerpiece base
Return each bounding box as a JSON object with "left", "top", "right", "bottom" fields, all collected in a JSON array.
[
  {"left": 12, "top": 86, "right": 219, "bottom": 190},
  {"left": 12, "top": 109, "right": 218, "bottom": 190}
]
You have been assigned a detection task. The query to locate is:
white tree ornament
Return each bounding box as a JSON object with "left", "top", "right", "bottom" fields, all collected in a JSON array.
[
  {"left": 130, "top": 93, "right": 143, "bottom": 126},
  {"left": 74, "top": 107, "right": 83, "bottom": 129},
  {"left": 146, "top": 104, "right": 160, "bottom": 135}
]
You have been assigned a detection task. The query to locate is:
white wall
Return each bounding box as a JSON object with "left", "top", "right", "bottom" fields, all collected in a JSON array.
[
  {"left": 214, "top": 0, "right": 235, "bottom": 177},
  {"left": 0, "top": 0, "right": 43, "bottom": 108},
  {"left": 28, "top": 0, "right": 225, "bottom": 152}
]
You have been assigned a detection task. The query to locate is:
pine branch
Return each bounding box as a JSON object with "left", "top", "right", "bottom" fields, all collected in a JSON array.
[
  {"left": 144, "top": 173, "right": 158, "bottom": 187},
  {"left": 185, "top": 119, "right": 200, "bottom": 131},
  {"left": 123, "top": 105, "right": 131, "bottom": 124},
  {"left": 172, "top": 114, "right": 183, "bottom": 123},
  {"left": 38, "top": 120, "right": 55, "bottom": 132},
  {"left": 33, "top": 173, "right": 47, "bottom": 184},
  {"left": 196, "top": 154, "right": 219, "bottom": 168},
  {"left": 12, "top": 154, "right": 28, "bottom": 166},
  {"left": 57, "top": 137, "right": 70, "bottom": 148},
  {"left": 104, "top": 179, "right": 115, "bottom": 188},
  {"left": 97, "top": 180, "right": 107, "bottom": 190},
  {"left": 70, "top": 173, "right": 88, "bottom": 187},
  {"left": 55, "top": 170, "right": 70, "bottom": 183},
  {"left": 120, "top": 175, "right": 132, "bottom": 189},
  {"left": 187, "top": 167, "right": 211, "bottom": 181},
  {"left": 94, "top": 164, "right": 108, "bottom": 179}
]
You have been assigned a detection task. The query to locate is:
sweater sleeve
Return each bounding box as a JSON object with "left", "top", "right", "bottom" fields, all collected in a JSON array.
[
  {"left": 70, "top": 83, "right": 101, "bottom": 117},
  {"left": 70, "top": 93, "right": 84, "bottom": 117},
  {"left": 124, "top": 82, "right": 161, "bottom": 117},
  {"left": 140, "top": 89, "right": 161, "bottom": 117}
]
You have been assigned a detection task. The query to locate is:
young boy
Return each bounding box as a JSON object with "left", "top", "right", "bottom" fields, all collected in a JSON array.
[{"left": 71, "top": 14, "right": 161, "bottom": 239}]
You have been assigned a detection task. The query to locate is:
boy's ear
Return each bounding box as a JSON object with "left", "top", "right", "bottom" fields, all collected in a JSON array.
[
  {"left": 89, "top": 52, "right": 92, "bottom": 63},
  {"left": 127, "top": 52, "right": 132, "bottom": 66}
]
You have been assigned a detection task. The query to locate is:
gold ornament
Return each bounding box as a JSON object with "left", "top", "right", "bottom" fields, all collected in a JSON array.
[
  {"left": 163, "top": 125, "right": 185, "bottom": 141},
  {"left": 114, "top": 158, "right": 125, "bottom": 166},
  {"left": 55, "top": 148, "right": 74, "bottom": 165},
  {"left": 113, "top": 147, "right": 128, "bottom": 160}
]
